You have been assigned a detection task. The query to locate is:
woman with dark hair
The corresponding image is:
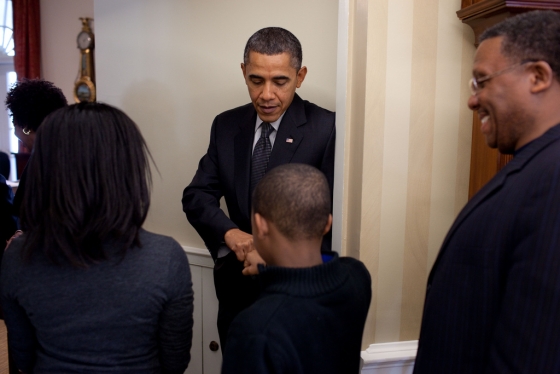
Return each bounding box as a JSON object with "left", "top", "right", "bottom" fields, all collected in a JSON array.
[
  {"left": 1, "top": 103, "right": 193, "bottom": 374},
  {"left": 5, "top": 79, "right": 68, "bottom": 217}
]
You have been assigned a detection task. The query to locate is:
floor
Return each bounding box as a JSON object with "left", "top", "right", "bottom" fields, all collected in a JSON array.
[{"left": 0, "top": 321, "right": 8, "bottom": 372}]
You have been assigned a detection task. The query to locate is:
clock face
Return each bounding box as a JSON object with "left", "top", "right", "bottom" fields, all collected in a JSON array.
[
  {"left": 77, "top": 31, "right": 92, "bottom": 49},
  {"left": 76, "top": 83, "right": 92, "bottom": 102}
]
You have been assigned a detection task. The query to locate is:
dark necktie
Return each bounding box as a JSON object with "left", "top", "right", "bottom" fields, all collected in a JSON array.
[{"left": 250, "top": 122, "right": 274, "bottom": 195}]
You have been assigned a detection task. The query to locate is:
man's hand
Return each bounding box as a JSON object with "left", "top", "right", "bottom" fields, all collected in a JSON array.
[
  {"left": 242, "top": 250, "right": 265, "bottom": 276},
  {"left": 224, "top": 228, "right": 254, "bottom": 262}
]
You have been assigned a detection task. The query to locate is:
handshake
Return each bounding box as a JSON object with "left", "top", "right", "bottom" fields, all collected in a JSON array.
[{"left": 224, "top": 228, "right": 264, "bottom": 275}]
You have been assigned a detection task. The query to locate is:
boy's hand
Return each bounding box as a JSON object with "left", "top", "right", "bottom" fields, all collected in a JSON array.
[{"left": 242, "top": 250, "right": 265, "bottom": 275}]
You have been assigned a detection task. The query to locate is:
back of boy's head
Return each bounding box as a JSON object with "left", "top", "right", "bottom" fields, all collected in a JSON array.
[{"left": 252, "top": 164, "right": 330, "bottom": 241}]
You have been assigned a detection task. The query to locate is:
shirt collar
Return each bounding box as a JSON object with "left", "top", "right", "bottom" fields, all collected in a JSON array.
[{"left": 255, "top": 112, "right": 285, "bottom": 133}]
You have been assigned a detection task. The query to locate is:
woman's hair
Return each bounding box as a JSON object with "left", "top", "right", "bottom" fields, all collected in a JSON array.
[
  {"left": 5, "top": 79, "right": 67, "bottom": 131},
  {"left": 20, "top": 102, "right": 153, "bottom": 266}
]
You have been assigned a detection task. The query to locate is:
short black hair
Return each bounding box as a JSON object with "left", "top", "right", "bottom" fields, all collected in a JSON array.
[
  {"left": 243, "top": 27, "right": 303, "bottom": 70},
  {"left": 252, "top": 164, "right": 330, "bottom": 241},
  {"left": 5, "top": 79, "right": 67, "bottom": 131},
  {"left": 20, "top": 102, "right": 153, "bottom": 267},
  {"left": 480, "top": 10, "right": 560, "bottom": 81}
]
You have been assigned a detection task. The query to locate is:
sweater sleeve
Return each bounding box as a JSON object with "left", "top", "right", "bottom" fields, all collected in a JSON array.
[{"left": 158, "top": 242, "right": 194, "bottom": 374}]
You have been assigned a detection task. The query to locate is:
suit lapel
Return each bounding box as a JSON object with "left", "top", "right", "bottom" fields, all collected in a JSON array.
[
  {"left": 234, "top": 108, "right": 257, "bottom": 217},
  {"left": 428, "top": 124, "right": 560, "bottom": 281},
  {"left": 268, "top": 94, "right": 306, "bottom": 170}
]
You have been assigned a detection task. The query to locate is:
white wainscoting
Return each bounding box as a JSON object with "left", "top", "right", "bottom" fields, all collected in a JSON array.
[
  {"left": 361, "top": 340, "right": 417, "bottom": 374},
  {"left": 183, "top": 246, "right": 222, "bottom": 374}
]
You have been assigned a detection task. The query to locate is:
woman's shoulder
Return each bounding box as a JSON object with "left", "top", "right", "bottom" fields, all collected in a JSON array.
[
  {"left": 138, "top": 229, "right": 181, "bottom": 249},
  {"left": 137, "top": 229, "right": 188, "bottom": 261}
]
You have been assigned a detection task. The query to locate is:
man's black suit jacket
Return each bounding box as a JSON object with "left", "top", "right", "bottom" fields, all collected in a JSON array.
[
  {"left": 182, "top": 94, "right": 335, "bottom": 260},
  {"left": 414, "top": 124, "right": 560, "bottom": 373}
]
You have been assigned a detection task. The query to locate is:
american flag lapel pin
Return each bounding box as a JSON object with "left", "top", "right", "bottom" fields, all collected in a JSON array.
[{"left": 286, "top": 138, "right": 293, "bottom": 143}]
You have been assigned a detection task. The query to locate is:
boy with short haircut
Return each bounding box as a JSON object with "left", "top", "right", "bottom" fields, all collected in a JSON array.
[{"left": 222, "top": 163, "right": 371, "bottom": 374}]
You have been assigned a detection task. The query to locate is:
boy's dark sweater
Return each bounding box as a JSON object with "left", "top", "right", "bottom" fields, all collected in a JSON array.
[{"left": 222, "top": 252, "right": 372, "bottom": 374}]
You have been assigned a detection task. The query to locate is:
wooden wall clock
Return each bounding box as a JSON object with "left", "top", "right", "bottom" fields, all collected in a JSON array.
[{"left": 74, "top": 17, "right": 96, "bottom": 103}]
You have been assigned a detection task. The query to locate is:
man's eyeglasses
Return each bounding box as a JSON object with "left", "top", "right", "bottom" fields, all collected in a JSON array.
[{"left": 468, "top": 61, "right": 532, "bottom": 95}]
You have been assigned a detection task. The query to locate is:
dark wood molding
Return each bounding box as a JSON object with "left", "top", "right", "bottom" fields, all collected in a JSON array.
[
  {"left": 459, "top": 0, "right": 560, "bottom": 18},
  {"left": 461, "top": 0, "right": 474, "bottom": 9},
  {"left": 458, "top": 0, "right": 560, "bottom": 43}
]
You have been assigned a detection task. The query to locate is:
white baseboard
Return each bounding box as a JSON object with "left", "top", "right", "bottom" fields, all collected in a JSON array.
[{"left": 361, "top": 340, "right": 417, "bottom": 374}]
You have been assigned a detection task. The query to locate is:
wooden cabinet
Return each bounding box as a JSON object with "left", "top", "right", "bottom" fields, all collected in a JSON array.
[{"left": 457, "top": 0, "right": 560, "bottom": 198}]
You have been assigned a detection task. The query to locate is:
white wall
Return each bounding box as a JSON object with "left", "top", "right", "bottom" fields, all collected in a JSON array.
[
  {"left": 41, "top": 0, "right": 94, "bottom": 102},
  {"left": 93, "top": 0, "right": 339, "bottom": 248}
]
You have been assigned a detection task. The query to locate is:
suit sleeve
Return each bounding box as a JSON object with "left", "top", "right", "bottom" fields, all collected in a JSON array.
[
  {"left": 318, "top": 115, "right": 335, "bottom": 252},
  {"left": 319, "top": 118, "right": 336, "bottom": 202},
  {"left": 486, "top": 163, "right": 560, "bottom": 373},
  {"left": 182, "top": 117, "right": 238, "bottom": 259}
]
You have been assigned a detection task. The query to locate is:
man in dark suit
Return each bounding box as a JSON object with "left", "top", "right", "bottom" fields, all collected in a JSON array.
[
  {"left": 182, "top": 27, "right": 335, "bottom": 351},
  {"left": 414, "top": 11, "right": 560, "bottom": 373}
]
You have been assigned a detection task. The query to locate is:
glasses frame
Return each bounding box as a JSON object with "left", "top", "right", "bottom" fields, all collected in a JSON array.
[{"left": 469, "top": 61, "right": 533, "bottom": 96}]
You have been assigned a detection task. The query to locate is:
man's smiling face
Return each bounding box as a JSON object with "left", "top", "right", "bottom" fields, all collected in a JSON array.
[
  {"left": 241, "top": 51, "right": 307, "bottom": 123},
  {"left": 468, "top": 36, "right": 533, "bottom": 154}
]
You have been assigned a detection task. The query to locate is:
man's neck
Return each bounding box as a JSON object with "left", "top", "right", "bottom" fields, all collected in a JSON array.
[{"left": 515, "top": 87, "right": 560, "bottom": 151}]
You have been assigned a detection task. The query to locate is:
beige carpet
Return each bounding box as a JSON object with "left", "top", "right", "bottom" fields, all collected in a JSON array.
[{"left": 0, "top": 321, "right": 8, "bottom": 373}]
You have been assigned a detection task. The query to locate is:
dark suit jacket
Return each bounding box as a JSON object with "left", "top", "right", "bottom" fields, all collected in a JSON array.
[
  {"left": 414, "top": 124, "right": 560, "bottom": 373},
  {"left": 182, "top": 94, "right": 335, "bottom": 260}
]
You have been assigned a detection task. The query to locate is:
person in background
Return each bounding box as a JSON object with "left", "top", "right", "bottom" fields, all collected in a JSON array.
[
  {"left": 0, "top": 172, "right": 17, "bottom": 252},
  {"left": 0, "top": 151, "right": 16, "bottom": 252},
  {"left": 0, "top": 151, "right": 9, "bottom": 179},
  {"left": 414, "top": 10, "right": 560, "bottom": 373},
  {"left": 1, "top": 103, "right": 194, "bottom": 374},
  {"left": 182, "top": 26, "right": 336, "bottom": 352},
  {"left": 5, "top": 78, "right": 67, "bottom": 218},
  {"left": 222, "top": 164, "right": 371, "bottom": 374}
]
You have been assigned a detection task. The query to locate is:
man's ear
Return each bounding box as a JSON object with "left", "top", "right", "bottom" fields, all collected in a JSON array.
[
  {"left": 296, "top": 66, "right": 307, "bottom": 88},
  {"left": 254, "top": 213, "right": 269, "bottom": 238},
  {"left": 323, "top": 214, "right": 333, "bottom": 235},
  {"left": 529, "top": 61, "right": 554, "bottom": 94},
  {"left": 241, "top": 63, "right": 247, "bottom": 80}
]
